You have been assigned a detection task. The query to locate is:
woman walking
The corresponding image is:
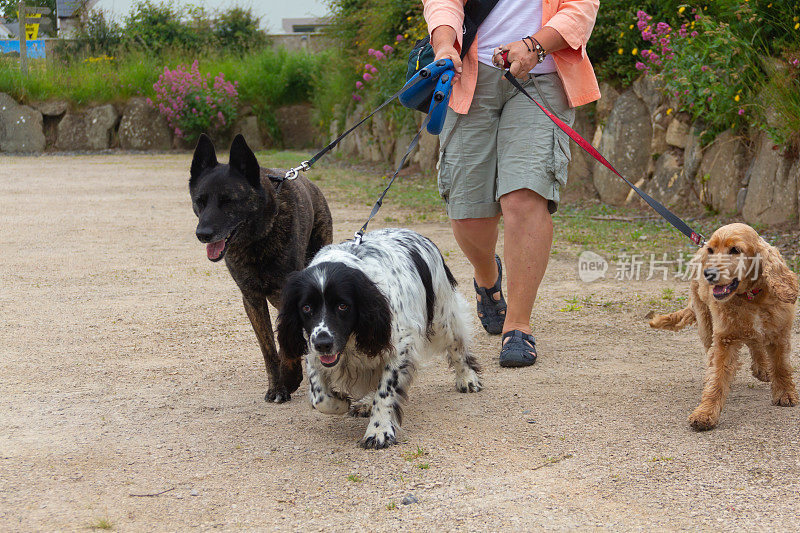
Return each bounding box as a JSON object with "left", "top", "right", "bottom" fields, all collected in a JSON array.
[{"left": 422, "top": 0, "right": 600, "bottom": 366}]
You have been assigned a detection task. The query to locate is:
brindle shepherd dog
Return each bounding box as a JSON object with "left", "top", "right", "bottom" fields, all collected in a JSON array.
[{"left": 190, "top": 134, "right": 332, "bottom": 402}]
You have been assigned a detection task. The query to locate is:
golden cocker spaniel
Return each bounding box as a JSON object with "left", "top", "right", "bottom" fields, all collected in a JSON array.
[{"left": 650, "top": 223, "right": 799, "bottom": 430}]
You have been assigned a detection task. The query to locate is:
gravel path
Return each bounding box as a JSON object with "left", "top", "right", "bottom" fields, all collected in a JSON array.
[{"left": 1, "top": 154, "right": 799, "bottom": 531}]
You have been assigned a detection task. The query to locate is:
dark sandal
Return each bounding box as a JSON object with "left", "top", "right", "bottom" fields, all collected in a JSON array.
[
  {"left": 499, "top": 330, "right": 537, "bottom": 367},
  {"left": 474, "top": 254, "right": 507, "bottom": 335}
]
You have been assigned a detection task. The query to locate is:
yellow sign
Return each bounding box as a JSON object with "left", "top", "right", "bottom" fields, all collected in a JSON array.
[{"left": 25, "top": 13, "right": 41, "bottom": 40}]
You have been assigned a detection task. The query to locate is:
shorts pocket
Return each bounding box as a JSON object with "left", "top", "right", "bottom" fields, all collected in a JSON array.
[
  {"left": 437, "top": 150, "right": 452, "bottom": 201},
  {"left": 553, "top": 129, "right": 572, "bottom": 187}
]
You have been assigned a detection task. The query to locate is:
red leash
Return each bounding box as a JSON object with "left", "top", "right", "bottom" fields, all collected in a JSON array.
[{"left": 500, "top": 52, "right": 704, "bottom": 246}]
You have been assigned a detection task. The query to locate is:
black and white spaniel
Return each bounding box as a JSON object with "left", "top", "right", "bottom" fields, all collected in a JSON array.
[{"left": 277, "top": 228, "right": 482, "bottom": 449}]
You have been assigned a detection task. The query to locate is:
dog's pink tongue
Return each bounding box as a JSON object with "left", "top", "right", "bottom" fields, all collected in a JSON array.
[
  {"left": 206, "top": 240, "right": 225, "bottom": 260},
  {"left": 713, "top": 284, "right": 726, "bottom": 295},
  {"left": 319, "top": 353, "right": 338, "bottom": 365}
]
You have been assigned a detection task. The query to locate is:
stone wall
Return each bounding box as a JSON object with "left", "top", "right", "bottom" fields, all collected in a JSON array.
[
  {"left": 576, "top": 76, "right": 799, "bottom": 226},
  {"left": 0, "top": 92, "right": 280, "bottom": 154},
  {"left": 3, "top": 72, "right": 798, "bottom": 227}
]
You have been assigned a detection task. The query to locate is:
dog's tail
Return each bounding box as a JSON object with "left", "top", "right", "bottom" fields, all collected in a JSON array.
[{"left": 648, "top": 306, "right": 696, "bottom": 331}]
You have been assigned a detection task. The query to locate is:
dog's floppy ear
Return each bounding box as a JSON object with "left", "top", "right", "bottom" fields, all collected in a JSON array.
[
  {"left": 277, "top": 271, "right": 309, "bottom": 361},
  {"left": 229, "top": 134, "right": 262, "bottom": 189},
  {"left": 758, "top": 237, "right": 799, "bottom": 303},
  {"left": 190, "top": 133, "right": 217, "bottom": 183},
  {"left": 353, "top": 275, "right": 393, "bottom": 358}
]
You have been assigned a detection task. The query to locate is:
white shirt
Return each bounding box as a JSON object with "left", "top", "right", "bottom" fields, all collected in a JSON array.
[{"left": 476, "top": 0, "right": 557, "bottom": 74}]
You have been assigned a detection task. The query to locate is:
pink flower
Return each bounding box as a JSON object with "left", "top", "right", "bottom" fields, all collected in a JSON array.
[
  {"left": 368, "top": 48, "right": 376, "bottom": 56},
  {"left": 701, "top": 65, "right": 710, "bottom": 72},
  {"left": 374, "top": 51, "right": 385, "bottom": 60},
  {"left": 738, "top": 109, "right": 744, "bottom": 115},
  {"left": 364, "top": 63, "right": 373, "bottom": 70},
  {"left": 370, "top": 67, "right": 378, "bottom": 74},
  {"left": 363, "top": 72, "right": 373, "bottom": 81},
  {"left": 383, "top": 45, "right": 393, "bottom": 54},
  {"left": 635, "top": 62, "right": 647, "bottom": 71},
  {"left": 690, "top": 31, "right": 698, "bottom": 37},
  {"left": 352, "top": 93, "right": 362, "bottom": 101},
  {"left": 396, "top": 34, "right": 404, "bottom": 41},
  {"left": 355, "top": 81, "right": 363, "bottom": 89}
]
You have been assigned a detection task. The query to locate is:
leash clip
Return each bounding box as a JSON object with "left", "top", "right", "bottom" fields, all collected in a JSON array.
[
  {"left": 285, "top": 160, "right": 310, "bottom": 180},
  {"left": 353, "top": 230, "right": 364, "bottom": 245}
]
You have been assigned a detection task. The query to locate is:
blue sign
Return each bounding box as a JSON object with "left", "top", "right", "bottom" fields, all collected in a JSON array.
[{"left": 0, "top": 39, "right": 46, "bottom": 59}]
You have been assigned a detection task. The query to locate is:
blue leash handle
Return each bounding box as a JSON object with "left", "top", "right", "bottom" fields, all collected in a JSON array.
[{"left": 398, "top": 58, "right": 454, "bottom": 110}]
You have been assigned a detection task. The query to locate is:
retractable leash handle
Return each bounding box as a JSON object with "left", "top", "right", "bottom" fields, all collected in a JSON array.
[
  {"left": 399, "top": 58, "right": 454, "bottom": 109},
  {"left": 426, "top": 70, "right": 454, "bottom": 135},
  {"left": 500, "top": 50, "right": 512, "bottom": 69}
]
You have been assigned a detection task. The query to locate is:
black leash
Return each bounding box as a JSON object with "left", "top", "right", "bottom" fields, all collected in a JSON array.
[
  {"left": 268, "top": 74, "right": 429, "bottom": 192},
  {"left": 502, "top": 71, "right": 704, "bottom": 246},
  {"left": 354, "top": 111, "right": 433, "bottom": 243}
]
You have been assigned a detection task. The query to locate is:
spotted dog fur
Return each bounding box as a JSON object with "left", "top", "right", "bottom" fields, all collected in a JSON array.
[{"left": 278, "top": 228, "right": 482, "bottom": 449}]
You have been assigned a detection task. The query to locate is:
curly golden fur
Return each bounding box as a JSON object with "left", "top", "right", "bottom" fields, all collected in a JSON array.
[{"left": 650, "top": 223, "right": 799, "bottom": 431}]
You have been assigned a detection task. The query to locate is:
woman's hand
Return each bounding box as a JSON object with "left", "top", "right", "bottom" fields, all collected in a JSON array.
[
  {"left": 492, "top": 40, "right": 536, "bottom": 79},
  {"left": 431, "top": 25, "right": 463, "bottom": 82}
]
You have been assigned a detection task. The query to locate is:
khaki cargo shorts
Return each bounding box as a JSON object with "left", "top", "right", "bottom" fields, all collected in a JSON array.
[{"left": 437, "top": 62, "right": 576, "bottom": 219}]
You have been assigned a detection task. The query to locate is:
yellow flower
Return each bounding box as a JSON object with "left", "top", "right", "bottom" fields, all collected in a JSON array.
[
  {"left": 629, "top": 24, "right": 634, "bottom": 29},
  {"left": 678, "top": 6, "right": 685, "bottom": 14},
  {"left": 734, "top": 94, "right": 740, "bottom": 102},
  {"left": 618, "top": 48, "right": 624, "bottom": 55},
  {"left": 666, "top": 108, "right": 673, "bottom": 115},
  {"left": 406, "top": 16, "right": 412, "bottom": 20},
  {"left": 632, "top": 48, "right": 638, "bottom": 55},
  {"left": 619, "top": 31, "right": 624, "bottom": 37},
  {"left": 795, "top": 22, "right": 800, "bottom": 30}
]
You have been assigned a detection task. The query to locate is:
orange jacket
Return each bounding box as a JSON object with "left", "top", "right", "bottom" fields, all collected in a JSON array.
[{"left": 422, "top": 0, "right": 601, "bottom": 112}]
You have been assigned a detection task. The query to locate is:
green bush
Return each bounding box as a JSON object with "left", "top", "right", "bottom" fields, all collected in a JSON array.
[
  {"left": 318, "top": 0, "right": 424, "bottom": 134},
  {"left": 62, "top": 1, "right": 267, "bottom": 58},
  {"left": 634, "top": 2, "right": 800, "bottom": 150},
  {"left": 0, "top": 47, "right": 327, "bottom": 145}
]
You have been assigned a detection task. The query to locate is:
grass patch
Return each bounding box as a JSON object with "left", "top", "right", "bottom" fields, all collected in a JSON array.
[
  {"left": 346, "top": 474, "right": 362, "bottom": 483},
  {"left": 386, "top": 502, "right": 397, "bottom": 510},
  {"left": 404, "top": 445, "right": 428, "bottom": 461},
  {"left": 88, "top": 518, "right": 113, "bottom": 530},
  {"left": 418, "top": 463, "right": 430, "bottom": 470}
]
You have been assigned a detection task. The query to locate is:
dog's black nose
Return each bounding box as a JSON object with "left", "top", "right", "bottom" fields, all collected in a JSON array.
[
  {"left": 196, "top": 226, "right": 214, "bottom": 243},
  {"left": 313, "top": 331, "right": 334, "bottom": 354},
  {"left": 703, "top": 267, "right": 719, "bottom": 282}
]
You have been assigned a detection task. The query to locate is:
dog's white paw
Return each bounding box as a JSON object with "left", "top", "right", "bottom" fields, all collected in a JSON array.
[
  {"left": 455, "top": 369, "right": 483, "bottom": 393},
  {"left": 360, "top": 423, "right": 397, "bottom": 449},
  {"left": 313, "top": 394, "right": 350, "bottom": 415}
]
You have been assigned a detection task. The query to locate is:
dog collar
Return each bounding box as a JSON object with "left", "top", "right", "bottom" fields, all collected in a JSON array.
[{"left": 739, "top": 288, "right": 762, "bottom": 301}]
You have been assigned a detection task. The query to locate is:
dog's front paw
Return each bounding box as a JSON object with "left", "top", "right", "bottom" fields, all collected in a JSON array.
[
  {"left": 455, "top": 370, "right": 483, "bottom": 393},
  {"left": 360, "top": 425, "right": 397, "bottom": 449},
  {"left": 772, "top": 389, "right": 798, "bottom": 407},
  {"left": 313, "top": 394, "right": 350, "bottom": 415},
  {"left": 265, "top": 387, "right": 292, "bottom": 403},
  {"left": 688, "top": 408, "right": 718, "bottom": 431}
]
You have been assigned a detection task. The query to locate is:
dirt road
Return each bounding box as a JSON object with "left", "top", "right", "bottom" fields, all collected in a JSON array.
[{"left": 1, "top": 154, "right": 799, "bottom": 531}]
